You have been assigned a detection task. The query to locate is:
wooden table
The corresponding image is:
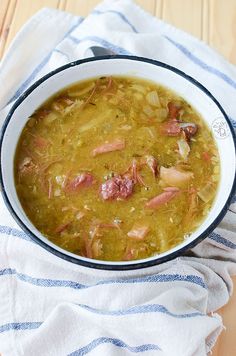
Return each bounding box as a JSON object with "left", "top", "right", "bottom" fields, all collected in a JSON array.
[{"left": 0, "top": 1, "right": 235, "bottom": 355}]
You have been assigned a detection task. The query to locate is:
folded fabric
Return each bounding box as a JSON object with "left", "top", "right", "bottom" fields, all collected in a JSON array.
[{"left": 0, "top": 1, "right": 235, "bottom": 355}]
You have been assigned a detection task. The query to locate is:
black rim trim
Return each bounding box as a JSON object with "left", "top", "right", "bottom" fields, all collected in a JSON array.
[{"left": 0, "top": 55, "right": 236, "bottom": 271}]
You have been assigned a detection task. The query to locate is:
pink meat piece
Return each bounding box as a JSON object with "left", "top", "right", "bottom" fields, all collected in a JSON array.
[
  {"left": 123, "top": 247, "right": 136, "bottom": 261},
  {"left": 180, "top": 123, "right": 198, "bottom": 141},
  {"left": 160, "top": 120, "right": 181, "bottom": 136},
  {"left": 127, "top": 225, "right": 149, "bottom": 240},
  {"left": 55, "top": 221, "right": 71, "bottom": 234},
  {"left": 92, "top": 139, "right": 125, "bottom": 157},
  {"left": 100, "top": 175, "right": 134, "bottom": 200},
  {"left": 19, "top": 157, "right": 37, "bottom": 175},
  {"left": 167, "top": 102, "right": 181, "bottom": 120},
  {"left": 34, "top": 136, "right": 49, "bottom": 149},
  {"left": 66, "top": 173, "right": 94, "bottom": 192},
  {"left": 146, "top": 187, "right": 180, "bottom": 209},
  {"left": 161, "top": 102, "right": 198, "bottom": 139}
]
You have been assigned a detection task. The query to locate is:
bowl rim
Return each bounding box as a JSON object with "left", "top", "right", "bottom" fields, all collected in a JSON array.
[{"left": 0, "top": 55, "right": 236, "bottom": 271}]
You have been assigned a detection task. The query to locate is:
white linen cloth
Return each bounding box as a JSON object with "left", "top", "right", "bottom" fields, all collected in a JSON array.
[{"left": 0, "top": 1, "right": 236, "bottom": 355}]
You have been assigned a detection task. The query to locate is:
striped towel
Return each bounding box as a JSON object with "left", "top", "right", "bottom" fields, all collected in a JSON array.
[{"left": 0, "top": 1, "right": 236, "bottom": 355}]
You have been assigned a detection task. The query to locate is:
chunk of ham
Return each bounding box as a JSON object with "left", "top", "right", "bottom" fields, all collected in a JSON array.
[
  {"left": 167, "top": 102, "right": 181, "bottom": 120},
  {"left": 130, "top": 160, "right": 146, "bottom": 186},
  {"left": 65, "top": 173, "right": 94, "bottom": 192},
  {"left": 34, "top": 136, "right": 50, "bottom": 149},
  {"left": 161, "top": 120, "right": 181, "bottom": 136},
  {"left": 127, "top": 225, "right": 149, "bottom": 240},
  {"left": 55, "top": 221, "right": 71, "bottom": 234},
  {"left": 179, "top": 123, "right": 198, "bottom": 141},
  {"left": 146, "top": 187, "right": 180, "bottom": 209},
  {"left": 123, "top": 247, "right": 137, "bottom": 261},
  {"left": 83, "top": 234, "right": 93, "bottom": 259},
  {"left": 202, "top": 151, "right": 211, "bottom": 162},
  {"left": 160, "top": 166, "right": 193, "bottom": 187},
  {"left": 161, "top": 102, "right": 198, "bottom": 139},
  {"left": 100, "top": 175, "right": 134, "bottom": 200},
  {"left": 19, "top": 157, "right": 37, "bottom": 175},
  {"left": 92, "top": 139, "right": 125, "bottom": 157}
]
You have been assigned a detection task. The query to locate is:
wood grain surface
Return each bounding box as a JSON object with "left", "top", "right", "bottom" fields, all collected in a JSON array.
[{"left": 0, "top": 1, "right": 235, "bottom": 355}]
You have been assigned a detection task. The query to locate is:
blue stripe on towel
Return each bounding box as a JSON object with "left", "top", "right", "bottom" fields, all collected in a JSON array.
[
  {"left": 92, "top": 9, "right": 138, "bottom": 33},
  {"left": 0, "top": 268, "right": 14, "bottom": 276},
  {"left": 0, "top": 225, "right": 32, "bottom": 242},
  {"left": 69, "top": 337, "right": 161, "bottom": 356},
  {"left": 68, "top": 35, "right": 132, "bottom": 55},
  {"left": 0, "top": 322, "right": 42, "bottom": 333},
  {"left": 77, "top": 303, "right": 204, "bottom": 318},
  {"left": 0, "top": 268, "right": 206, "bottom": 289},
  {"left": 7, "top": 17, "right": 84, "bottom": 105},
  {"left": 165, "top": 36, "right": 236, "bottom": 91},
  {"left": 7, "top": 52, "right": 52, "bottom": 105},
  {"left": 209, "top": 232, "right": 236, "bottom": 249}
]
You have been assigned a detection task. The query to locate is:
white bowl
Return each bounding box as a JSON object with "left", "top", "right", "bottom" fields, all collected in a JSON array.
[{"left": 0, "top": 56, "right": 235, "bottom": 270}]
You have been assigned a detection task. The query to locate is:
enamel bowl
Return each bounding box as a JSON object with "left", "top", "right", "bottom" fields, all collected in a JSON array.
[{"left": 0, "top": 56, "right": 235, "bottom": 270}]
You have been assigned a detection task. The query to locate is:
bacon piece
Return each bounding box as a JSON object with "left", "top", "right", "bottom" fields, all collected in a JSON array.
[
  {"left": 180, "top": 123, "right": 198, "bottom": 141},
  {"left": 131, "top": 159, "right": 138, "bottom": 183},
  {"left": 48, "top": 178, "right": 53, "bottom": 199},
  {"left": 83, "top": 234, "right": 93, "bottom": 259},
  {"left": 161, "top": 102, "right": 198, "bottom": 139},
  {"left": 160, "top": 166, "right": 193, "bottom": 187},
  {"left": 123, "top": 247, "right": 136, "bottom": 261},
  {"left": 168, "top": 102, "right": 181, "bottom": 120},
  {"left": 55, "top": 222, "right": 71, "bottom": 234},
  {"left": 34, "top": 136, "right": 50, "bottom": 149},
  {"left": 146, "top": 187, "right": 180, "bottom": 209},
  {"left": 103, "top": 76, "right": 113, "bottom": 92},
  {"left": 92, "top": 139, "right": 125, "bottom": 157},
  {"left": 18, "top": 157, "right": 37, "bottom": 176},
  {"left": 129, "top": 159, "right": 146, "bottom": 186},
  {"left": 52, "top": 96, "right": 74, "bottom": 111},
  {"left": 160, "top": 120, "right": 181, "bottom": 136},
  {"left": 28, "top": 132, "right": 50, "bottom": 149},
  {"left": 145, "top": 155, "right": 158, "bottom": 177},
  {"left": 202, "top": 151, "right": 211, "bottom": 162},
  {"left": 100, "top": 175, "right": 134, "bottom": 200},
  {"left": 127, "top": 225, "right": 149, "bottom": 240},
  {"left": 81, "top": 82, "right": 99, "bottom": 109},
  {"left": 65, "top": 173, "right": 94, "bottom": 192},
  {"left": 99, "top": 223, "right": 120, "bottom": 230},
  {"left": 37, "top": 109, "right": 51, "bottom": 120},
  {"left": 136, "top": 173, "right": 146, "bottom": 187}
]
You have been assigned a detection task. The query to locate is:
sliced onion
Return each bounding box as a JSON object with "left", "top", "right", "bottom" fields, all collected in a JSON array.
[
  {"left": 131, "top": 84, "right": 147, "bottom": 94},
  {"left": 155, "top": 108, "right": 168, "bottom": 122},
  {"left": 143, "top": 105, "right": 154, "bottom": 117},
  {"left": 177, "top": 138, "right": 190, "bottom": 160},
  {"left": 68, "top": 82, "right": 95, "bottom": 97},
  {"left": 146, "top": 91, "right": 160, "bottom": 107},
  {"left": 197, "top": 182, "right": 215, "bottom": 203}
]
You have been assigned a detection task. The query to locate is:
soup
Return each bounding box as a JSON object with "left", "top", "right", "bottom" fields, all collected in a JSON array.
[{"left": 14, "top": 76, "right": 220, "bottom": 261}]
